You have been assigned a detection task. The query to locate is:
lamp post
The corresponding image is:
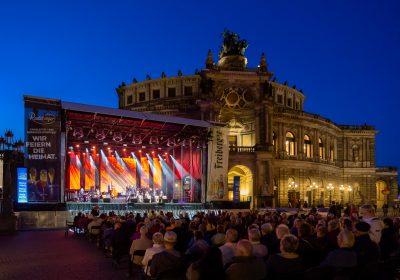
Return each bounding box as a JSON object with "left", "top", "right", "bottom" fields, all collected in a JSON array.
[
  {"left": 312, "top": 182, "right": 319, "bottom": 206},
  {"left": 339, "top": 185, "right": 345, "bottom": 204},
  {"left": 327, "top": 183, "right": 334, "bottom": 206},
  {"left": 347, "top": 185, "right": 352, "bottom": 203}
]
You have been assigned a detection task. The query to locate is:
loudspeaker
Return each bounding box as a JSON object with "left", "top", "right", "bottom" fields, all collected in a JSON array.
[
  {"left": 103, "top": 198, "right": 111, "bottom": 203},
  {"left": 143, "top": 198, "right": 150, "bottom": 203},
  {"left": 90, "top": 198, "right": 99, "bottom": 203},
  {"left": 130, "top": 198, "right": 138, "bottom": 203}
]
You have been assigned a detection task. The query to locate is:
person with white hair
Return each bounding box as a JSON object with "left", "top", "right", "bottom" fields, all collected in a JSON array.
[
  {"left": 269, "top": 224, "right": 289, "bottom": 255},
  {"left": 320, "top": 229, "right": 357, "bottom": 269},
  {"left": 142, "top": 232, "right": 165, "bottom": 276},
  {"left": 359, "top": 204, "right": 384, "bottom": 243},
  {"left": 225, "top": 239, "right": 266, "bottom": 280},
  {"left": 248, "top": 228, "right": 268, "bottom": 258},
  {"left": 219, "top": 228, "right": 239, "bottom": 266}
]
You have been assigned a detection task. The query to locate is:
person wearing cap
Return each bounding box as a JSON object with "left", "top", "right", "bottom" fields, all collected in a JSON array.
[
  {"left": 150, "top": 231, "right": 185, "bottom": 280},
  {"left": 353, "top": 221, "right": 380, "bottom": 277}
]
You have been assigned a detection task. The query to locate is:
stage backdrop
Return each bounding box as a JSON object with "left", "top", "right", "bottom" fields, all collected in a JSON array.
[
  {"left": 207, "top": 127, "right": 229, "bottom": 201},
  {"left": 24, "top": 97, "right": 62, "bottom": 203}
]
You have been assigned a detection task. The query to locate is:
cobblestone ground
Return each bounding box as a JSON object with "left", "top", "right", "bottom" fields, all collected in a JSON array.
[{"left": 0, "top": 230, "right": 127, "bottom": 280}]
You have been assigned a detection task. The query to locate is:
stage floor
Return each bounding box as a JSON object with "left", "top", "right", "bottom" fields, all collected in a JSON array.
[{"left": 66, "top": 201, "right": 205, "bottom": 212}]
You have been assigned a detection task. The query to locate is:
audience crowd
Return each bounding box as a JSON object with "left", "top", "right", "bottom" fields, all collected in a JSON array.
[{"left": 71, "top": 203, "right": 400, "bottom": 280}]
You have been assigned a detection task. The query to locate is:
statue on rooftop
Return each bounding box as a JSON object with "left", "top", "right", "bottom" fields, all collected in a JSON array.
[{"left": 219, "top": 29, "right": 248, "bottom": 58}]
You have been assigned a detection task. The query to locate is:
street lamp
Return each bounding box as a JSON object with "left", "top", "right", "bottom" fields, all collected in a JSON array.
[
  {"left": 327, "top": 183, "right": 334, "bottom": 206},
  {"left": 312, "top": 182, "right": 319, "bottom": 206},
  {"left": 339, "top": 185, "right": 345, "bottom": 204},
  {"left": 347, "top": 185, "right": 352, "bottom": 203}
]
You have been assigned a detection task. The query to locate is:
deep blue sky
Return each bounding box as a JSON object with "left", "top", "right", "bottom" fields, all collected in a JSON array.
[{"left": 0, "top": 1, "right": 399, "bottom": 169}]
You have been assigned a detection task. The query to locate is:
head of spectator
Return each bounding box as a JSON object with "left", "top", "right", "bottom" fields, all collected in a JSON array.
[
  {"left": 217, "top": 225, "right": 225, "bottom": 234},
  {"left": 163, "top": 231, "right": 177, "bottom": 250},
  {"left": 276, "top": 224, "right": 290, "bottom": 240},
  {"left": 328, "top": 219, "right": 339, "bottom": 232},
  {"left": 140, "top": 225, "right": 148, "bottom": 237},
  {"left": 261, "top": 223, "right": 273, "bottom": 236},
  {"left": 248, "top": 228, "right": 261, "bottom": 243},
  {"left": 298, "top": 222, "right": 313, "bottom": 238},
  {"left": 354, "top": 221, "right": 371, "bottom": 237},
  {"left": 359, "top": 204, "right": 376, "bottom": 219},
  {"left": 152, "top": 232, "right": 164, "bottom": 245},
  {"left": 337, "top": 230, "right": 355, "bottom": 248},
  {"left": 225, "top": 228, "right": 239, "bottom": 243},
  {"left": 280, "top": 234, "right": 299, "bottom": 255},
  {"left": 383, "top": 217, "right": 394, "bottom": 229},
  {"left": 114, "top": 222, "right": 122, "bottom": 230},
  {"left": 235, "top": 239, "right": 253, "bottom": 257},
  {"left": 194, "top": 230, "right": 204, "bottom": 241},
  {"left": 317, "top": 226, "right": 327, "bottom": 238}
]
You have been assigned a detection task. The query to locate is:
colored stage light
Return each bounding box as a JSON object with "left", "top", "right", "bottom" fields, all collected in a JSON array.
[
  {"left": 83, "top": 152, "right": 86, "bottom": 155},
  {"left": 152, "top": 151, "right": 155, "bottom": 154},
  {"left": 164, "top": 152, "right": 168, "bottom": 155},
  {"left": 123, "top": 148, "right": 126, "bottom": 151},
  {"left": 139, "top": 150, "right": 142, "bottom": 153},
  {"left": 76, "top": 144, "right": 80, "bottom": 148},
  {"left": 84, "top": 140, "right": 89, "bottom": 144},
  {"left": 92, "top": 146, "right": 96, "bottom": 149},
  {"left": 107, "top": 147, "right": 111, "bottom": 150}
]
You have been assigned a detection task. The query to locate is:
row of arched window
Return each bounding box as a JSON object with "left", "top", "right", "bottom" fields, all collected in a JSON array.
[{"left": 273, "top": 131, "right": 335, "bottom": 160}]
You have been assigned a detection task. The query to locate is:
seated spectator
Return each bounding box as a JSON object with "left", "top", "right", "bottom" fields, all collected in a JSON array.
[
  {"left": 265, "top": 234, "right": 304, "bottom": 279},
  {"left": 297, "top": 222, "right": 319, "bottom": 269},
  {"left": 219, "top": 228, "right": 238, "bottom": 266},
  {"left": 379, "top": 217, "right": 398, "bottom": 260},
  {"left": 150, "top": 231, "right": 185, "bottom": 280},
  {"left": 225, "top": 239, "right": 266, "bottom": 280},
  {"left": 142, "top": 232, "right": 165, "bottom": 277},
  {"left": 130, "top": 225, "right": 153, "bottom": 266},
  {"left": 186, "top": 246, "right": 224, "bottom": 280},
  {"left": 269, "top": 224, "right": 289, "bottom": 255},
  {"left": 111, "top": 222, "right": 130, "bottom": 265},
  {"left": 248, "top": 228, "right": 268, "bottom": 259},
  {"left": 320, "top": 229, "right": 357, "bottom": 269},
  {"left": 186, "top": 230, "right": 210, "bottom": 262},
  {"left": 260, "top": 223, "right": 276, "bottom": 249},
  {"left": 353, "top": 222, "right": 380, "bottom": 278},
  {"left": 211, "top": 225, "right": 226, "bottom": 247}
]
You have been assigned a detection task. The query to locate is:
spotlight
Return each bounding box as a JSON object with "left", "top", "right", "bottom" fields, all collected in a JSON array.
[
  {"left": 103, "top": 142, "right": 108, "bottom": 146},
  {"left": 167, "top": 138, "right": 176, "bottom": 147},
  {"left": 123, "top": 143, "right": 127, "bottom": 147},
  {"left": 76, "top": 144, "right": 80, "bottom": 148},
  {"left": 112, "top": 132, "right": 123, "bottom": 142},
  {"left": 139, "top": 150, "right": 142, "bottom": 153},
  {"left": 73, "top": 127, "right": 84, "bottom": 138},
  {"left": 84, "top": 140, "right": 89, "bottom": 144},
  {"left": 123, "top": 148, "right": 126, "bottom": 151},
  {"left": 149, "top": 136, "right": 159, "bottom": 145},
  {"left": 92, "top": 146, "right": 96, "bottom": 149},
  {"left": 96, "top": 129, "right": 106, "bottom": 141},
  {"left": 132, "top": 135, "right": 142, "bottom": 145},
  {"left": 152, "top": 151, "right": 155, "bottom": 154}
]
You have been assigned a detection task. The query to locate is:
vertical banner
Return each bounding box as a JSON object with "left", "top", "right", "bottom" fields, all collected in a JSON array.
[
  {"left": 25, "top": 97, "right": 61, "bottom": 203},
  {"left": 207, "top": 127, "right": 229, "bottom": 201},
  {"left": 233, "top": 176, "right": 240, "bottom": 203},
  {"left": 17, "top": 168, "right": 28, "bottom": 203}
]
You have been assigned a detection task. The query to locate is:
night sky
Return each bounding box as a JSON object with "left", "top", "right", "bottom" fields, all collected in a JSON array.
[{"left": 0, "top": 1, "right": 399, "bottom": 169}]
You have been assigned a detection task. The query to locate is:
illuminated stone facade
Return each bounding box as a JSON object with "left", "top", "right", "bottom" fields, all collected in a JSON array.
[{"left": 116, "top": 33, "right": 398, "bottom": 208}]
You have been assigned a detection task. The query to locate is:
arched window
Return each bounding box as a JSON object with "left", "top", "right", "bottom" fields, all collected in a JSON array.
[
  {"left": 304, "top": 134, "right": 312, "bottom": 158},
  {"left": 285, "top": 132, "right": 295, "bottom": 156},
  {"left": 319, "top": 138, "right": 325, "bottom": 159}
]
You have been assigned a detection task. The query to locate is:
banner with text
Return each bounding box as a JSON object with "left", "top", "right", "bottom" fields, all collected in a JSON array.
[
  {"left": 207, "top": 127, "right": 229, "bottom": 201},
  {"left": 233, "top": 176, "right": 240, "bottom": 203},
  {"left": 25, "top": 99, "right": 61, "bottom": 203}
]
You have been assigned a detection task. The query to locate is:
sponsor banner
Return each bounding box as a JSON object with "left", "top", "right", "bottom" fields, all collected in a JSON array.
[
  {"left": 233, "top": 176, "right": 240, "bottom": 203},
  {"left": 207, "top": 127, "right": 229, "bottom": 201},
  {"left": 17, "top": 168, "right": 28, "bottom": 203},
  {"left": 25, "top": 99, "right": 61, "bottom": 203}
]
